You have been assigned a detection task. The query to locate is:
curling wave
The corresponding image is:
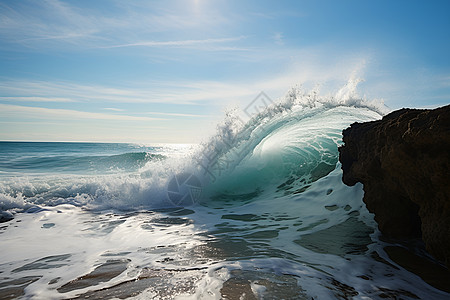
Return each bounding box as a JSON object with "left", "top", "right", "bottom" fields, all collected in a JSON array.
[{"left": 0, "top": 83, "right": 386, "bottom": 216}]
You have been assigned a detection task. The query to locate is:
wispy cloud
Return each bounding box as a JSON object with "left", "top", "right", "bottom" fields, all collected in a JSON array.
[
  {"left": 249, "top": 10, "right": 306, "bottom": 20},
  {"left": 272, "top": 32, "right": 284, "bottom": 45},
  {"left": 0, "top": 80, "right": 166, "bottom": 104},
  {"left": 102, "top": 36, "right": 246, "bottom": 49},
  {"left": 104, "top": 107, "right": 124, "bottom": 112},
  {"left": 0, "top": 96, "right": 76, "bottom": 103},
  {"left": 0, "top": 52, "right": 369, "bottom": 108},
  {"left": 0, "top": 0, "right": 237, "bottom": 50},
  {"left": 0, "top": 0, "right": 99, "bottom": 46},
  {"left": 0, "top": 104, "right": 166, "bottom": 121},
  {"left": 0, "top": 78, "right": 255, "bottom": 105},
  {"left": 146, "top": 111, "right": 209, "bottom": 118}
]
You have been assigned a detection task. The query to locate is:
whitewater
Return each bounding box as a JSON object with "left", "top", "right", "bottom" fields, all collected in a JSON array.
[{"left": 1, "top": 85, "right": 449, "bottom": 299}]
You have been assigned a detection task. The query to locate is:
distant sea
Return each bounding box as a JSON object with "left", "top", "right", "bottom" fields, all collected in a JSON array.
[{"left": 1, "top": 93, "right": 449, "bottom": 299}]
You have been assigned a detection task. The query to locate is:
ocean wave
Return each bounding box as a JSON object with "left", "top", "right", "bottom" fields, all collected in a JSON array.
[
  {"left": 193, "top": 84, "right": 384, "bottom": 199},
  {"left": 0, "top": 83, "right": 386, "bottom": 216}
]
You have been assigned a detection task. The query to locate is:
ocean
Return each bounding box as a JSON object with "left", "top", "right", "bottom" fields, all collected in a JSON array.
[{"left": 1, "top": 89, "right": 449, "bottom": 299}]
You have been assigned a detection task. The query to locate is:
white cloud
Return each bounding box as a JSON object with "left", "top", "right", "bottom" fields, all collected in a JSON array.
[
  {"left": 0, "top": 0, "right": 99, "bottom": 46},
  {"left": 146, "top": 111, "right": 209, "bottom": 118},
  {"left": 0, "top": 50, "right": 370, "bottom": 108},
  {"left": 272, "top": 32, "right": 284, "bottom": 45},
  {"left": 0, "top": 79, "right": 255, "bottom": 105},
  {"left": 103, "top": 36, "right": 247, "bottom": 49},
  {"left": 0, "top": 0, "right": 236, "bottom": 50},
  {"left": 104, "top": 107, "right": 124, "bottom": 112},
  {"left": 0, "top": 104, "right": 165, "bottom": 121},
  {"left": 0, "top": 96, "right": 76, "bottom": 102}
]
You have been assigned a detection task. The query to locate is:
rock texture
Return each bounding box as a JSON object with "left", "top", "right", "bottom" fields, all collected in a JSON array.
[{"left": 338, "top": 104, "right": 450, "bottom": 267}]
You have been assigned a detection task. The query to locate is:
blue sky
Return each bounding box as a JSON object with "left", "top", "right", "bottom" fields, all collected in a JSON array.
[{"left": 1, "top": 0, "right": 449, "bottom": 143}]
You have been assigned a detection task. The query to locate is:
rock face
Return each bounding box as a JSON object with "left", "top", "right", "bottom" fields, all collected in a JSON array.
[{"left": 338, "top": 104, "right": 450, "bottom": 267}]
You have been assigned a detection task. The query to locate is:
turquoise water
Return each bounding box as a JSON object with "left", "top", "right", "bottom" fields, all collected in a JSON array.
[{"left": 0, "top": 142, "right": 165, "bottom": 175}]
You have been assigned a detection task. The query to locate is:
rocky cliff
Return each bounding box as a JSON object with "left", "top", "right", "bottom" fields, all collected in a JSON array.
[{"left": 338, "top": 104, "right": 450, "bottom": 267}]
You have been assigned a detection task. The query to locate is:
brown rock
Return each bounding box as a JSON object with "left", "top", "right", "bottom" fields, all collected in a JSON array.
[{"left": 338, "top": 104, "right": 450, "bottom": 267}]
